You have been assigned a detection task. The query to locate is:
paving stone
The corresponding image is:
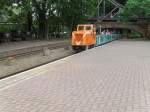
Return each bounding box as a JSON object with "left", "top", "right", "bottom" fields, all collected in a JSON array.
[{"left": 0, "top": 40, "right": 150, "bottom": 112}]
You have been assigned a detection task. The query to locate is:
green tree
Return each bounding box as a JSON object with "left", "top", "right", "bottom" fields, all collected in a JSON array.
[
  {"left": 60, "top": 0, "right": 87, "bottom": 32},
  {"left": 0, "top": 0, "right": 97, "bottom": 39},
  {"left": 121, "top": 0, "right": 150, "bottom": 19},
  {"left": 31, "top": 0, "right": 92, "bottom": 39}
]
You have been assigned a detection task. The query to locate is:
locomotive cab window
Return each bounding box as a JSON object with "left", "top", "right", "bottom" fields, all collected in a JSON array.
[
  {"left": 85, "top": 26, "right": 92, "bottom": 30},
  {"left": 78, "top": 26, "right": 84, "bottom": 31}
]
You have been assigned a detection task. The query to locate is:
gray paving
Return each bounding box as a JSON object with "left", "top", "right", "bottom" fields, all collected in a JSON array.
[{"left": 0, "top": 39, "right": 150, "bottom": 112}]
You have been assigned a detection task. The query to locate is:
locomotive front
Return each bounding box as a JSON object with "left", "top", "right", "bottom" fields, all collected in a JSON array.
[{"left": 71, "top": 24, "right": 96, "bottom": 51}]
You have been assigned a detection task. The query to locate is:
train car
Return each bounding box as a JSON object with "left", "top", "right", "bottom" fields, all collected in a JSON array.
[
  {"left": 71, "top": 24, "right": 120, "bottom": 51},
  {"left": 71, "top": 24, "right": 96, "bottom": 51}
]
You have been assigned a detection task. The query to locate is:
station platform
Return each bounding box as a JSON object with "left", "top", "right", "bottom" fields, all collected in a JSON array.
[{"left": 0, "top": 39, "right": 150, "bottom": 112}]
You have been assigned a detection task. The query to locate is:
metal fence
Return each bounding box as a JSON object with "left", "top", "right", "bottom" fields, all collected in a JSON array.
[{"left": 95, "top": 34, "right": 121, "bottom": 46}]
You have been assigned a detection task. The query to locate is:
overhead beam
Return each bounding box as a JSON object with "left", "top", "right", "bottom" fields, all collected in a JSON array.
[{"left": 97, "top": 0, "right": 103, "bottom": 18}]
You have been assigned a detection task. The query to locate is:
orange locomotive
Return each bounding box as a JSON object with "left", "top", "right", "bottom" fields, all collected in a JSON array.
[{"left": 71, "top": 24, "right": 96, "bottom": 51}]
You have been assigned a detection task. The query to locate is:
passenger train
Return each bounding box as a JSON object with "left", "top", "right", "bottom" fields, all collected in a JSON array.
[{"left": 71, "top": 24, "right": 120, "bottom": 51}]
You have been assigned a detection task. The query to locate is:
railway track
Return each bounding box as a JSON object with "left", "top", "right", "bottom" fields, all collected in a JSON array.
[
  {"left": 0, "top": 41, "right": 70, "bottom": 61},
  {"left": 0, "top": 41, "right": 74, "bottom": 79}
]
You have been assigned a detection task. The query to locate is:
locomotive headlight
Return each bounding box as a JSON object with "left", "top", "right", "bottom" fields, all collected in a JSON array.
[{"left": 76, "top": 41, "right": 81, "bottom": 45}]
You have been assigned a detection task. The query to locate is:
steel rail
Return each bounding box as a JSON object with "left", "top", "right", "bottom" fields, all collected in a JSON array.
[{"left": 0, "top": 42, "right": 70, "bottom": 61}]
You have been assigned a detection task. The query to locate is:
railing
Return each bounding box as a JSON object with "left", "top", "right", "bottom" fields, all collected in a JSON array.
[{"left": 95, "top": 34, "right": 121, "bottom": 46}]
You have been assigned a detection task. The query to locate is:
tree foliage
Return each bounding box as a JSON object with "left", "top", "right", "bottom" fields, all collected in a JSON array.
[
  {"left": 2, "top": 0, "right": 149, "bottom": 39},
  {"left": 121, "top": 0, "right": 150, "bottom": 19},
  {"left": 0, "top": 0, "right": 97, "bottom": 38}
]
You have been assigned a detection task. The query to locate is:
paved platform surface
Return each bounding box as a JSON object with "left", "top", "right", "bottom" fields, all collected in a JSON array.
[{"left": 0, "top": 39, "right": 150, "bottom": 112}]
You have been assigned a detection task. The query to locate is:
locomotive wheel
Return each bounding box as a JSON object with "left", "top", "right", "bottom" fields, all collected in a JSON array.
[
  {"left": 72, "top": 46, "right": 83, "bottom": 52},
  {"left": 89, "top": 45, "right": 94, "bottom": 49}
]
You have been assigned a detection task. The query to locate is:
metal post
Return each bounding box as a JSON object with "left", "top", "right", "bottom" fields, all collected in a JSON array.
[
  {"left": 103, "top": 0, "right": 106, "bottom": 16},
  {"left": 98, "top": 0, "right": 100, "bottom": 18},
  {"left": 99, "top": 25, "right": 102, "bottom": 34}
]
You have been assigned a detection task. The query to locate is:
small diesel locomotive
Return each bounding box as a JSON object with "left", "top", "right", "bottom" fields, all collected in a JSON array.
[{"left": 71, "top": 24, "right": 96, "bottom": 51}]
